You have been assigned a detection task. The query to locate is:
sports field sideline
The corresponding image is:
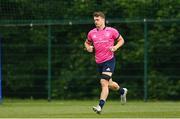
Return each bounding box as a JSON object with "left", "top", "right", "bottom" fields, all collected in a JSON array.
[{"left": 0, "top": 100, "right": 179, "bottom": 118}]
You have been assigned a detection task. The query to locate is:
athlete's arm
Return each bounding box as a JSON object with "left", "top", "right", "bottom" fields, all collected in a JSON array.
[
  {"left": 84, "top": 39, "right": 94, "bottom": 53},
  {"left": 110, "top": 35, "right": 124, "bottom": 52}
]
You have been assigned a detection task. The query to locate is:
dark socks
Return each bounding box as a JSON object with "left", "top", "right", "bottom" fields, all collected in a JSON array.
[
  {"left": 120, "top": 88, "right": 124, "bottom": 95},
  {"left": 99, "top": 99, "right": 105, "bottom": 108}
]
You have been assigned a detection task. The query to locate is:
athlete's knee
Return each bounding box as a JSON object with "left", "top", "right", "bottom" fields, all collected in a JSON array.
[
  {"left": 101, "top": 74, "right": 111, "bottom": 81},
  {"left": 100, "top": 79, "right": 109, "bottom": 87},
  {"left": 109, "top": 81, "right": 120, "bottom": 91}
]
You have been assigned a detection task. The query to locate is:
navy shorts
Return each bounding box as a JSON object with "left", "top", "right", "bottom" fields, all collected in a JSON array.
[{"left": 97, "top": 57, "right": 115, "bottom": 74}]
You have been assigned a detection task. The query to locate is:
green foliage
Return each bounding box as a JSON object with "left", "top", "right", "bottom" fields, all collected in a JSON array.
[{"left": 0, "top": 0, "right": 180, "bottom": 100}]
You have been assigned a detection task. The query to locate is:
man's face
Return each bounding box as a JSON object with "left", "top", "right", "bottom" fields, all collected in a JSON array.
[{"left": 94, "top": 16, "right": 105, "bottom": 28}]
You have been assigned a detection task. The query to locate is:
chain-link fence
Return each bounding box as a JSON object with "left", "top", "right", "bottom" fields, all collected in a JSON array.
[{"left": 0, "top": 0, "right": 180, "bottom": 101}]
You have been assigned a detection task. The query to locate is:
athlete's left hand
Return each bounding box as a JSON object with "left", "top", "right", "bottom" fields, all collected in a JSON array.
[{"left": 109, "top": 46, "right": 117, "bottom": 52}]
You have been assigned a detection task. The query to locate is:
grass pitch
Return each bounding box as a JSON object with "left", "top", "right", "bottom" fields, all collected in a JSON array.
[{"left": 0, "top": 100, "right": 179, "bottom": 118}]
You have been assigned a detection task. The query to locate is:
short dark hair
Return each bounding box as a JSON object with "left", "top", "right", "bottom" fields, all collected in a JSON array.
[{"left": 93, "top": 11, "right": 105, "bottom": 19}]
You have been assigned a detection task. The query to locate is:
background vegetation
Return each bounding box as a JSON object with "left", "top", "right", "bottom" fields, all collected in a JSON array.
[{"left": 0, "top": 0, "right": 179, "bottom": 100}]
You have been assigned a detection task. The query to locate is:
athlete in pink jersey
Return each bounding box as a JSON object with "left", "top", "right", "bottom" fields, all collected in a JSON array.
[
  {"left": 84, "top": 11, "right": 128, "bottom": 114},
  {"left": 87, "top": 26, "right": 120, "bottom": 63}
]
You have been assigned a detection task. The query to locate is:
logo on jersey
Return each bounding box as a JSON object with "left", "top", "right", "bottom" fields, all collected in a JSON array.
[
  {"left": 105, "top": 33, "right": 110, "bottom": 37},
  {"left": 92, "top": 35, "right": 97, "bottom": 39}
]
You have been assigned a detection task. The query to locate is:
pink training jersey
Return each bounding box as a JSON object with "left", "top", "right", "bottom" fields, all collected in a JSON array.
[{"left": 87, "top": 27, "right": 120, "bottom": 64}]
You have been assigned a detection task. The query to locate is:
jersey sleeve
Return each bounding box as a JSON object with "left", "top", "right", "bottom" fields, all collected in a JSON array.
[
  {"left": 111, "top": 28, "right": 120, "bottom": 41},
  {"left": 87, "top": 31, "right": 92, "bottom": 43}
]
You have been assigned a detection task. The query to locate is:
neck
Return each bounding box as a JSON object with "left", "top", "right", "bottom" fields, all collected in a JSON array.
[{"left": 97, "top": 24, "right": 105, "bottom": 30}]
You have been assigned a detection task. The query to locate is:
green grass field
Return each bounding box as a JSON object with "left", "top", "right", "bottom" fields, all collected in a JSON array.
[{"left": 0, "top": 100, "right": 179, "bottom": 118}]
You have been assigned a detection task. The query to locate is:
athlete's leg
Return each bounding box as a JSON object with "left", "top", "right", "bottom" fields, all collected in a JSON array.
[
  {"left": 100, "top": 72, "right": 112, "bottom": 101},
  {"left": 108, "top": 78, "right": 120, "bottom": 91},
  {"left": 100, "top": 79, "right": 109, "bottom": 100},
  {"left": 93, "top": 72, "right": 112, "bottom": 114},
  {"left": 93, "top": 58, "right": 116, "bottom": 114},
  {"left": 108, "top": 79, "right": 128, "bottom": 105}
]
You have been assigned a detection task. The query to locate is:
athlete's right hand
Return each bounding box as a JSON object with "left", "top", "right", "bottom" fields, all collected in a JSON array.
[{"left": 86, "top": 46, "right": 94, "bottom": 53}]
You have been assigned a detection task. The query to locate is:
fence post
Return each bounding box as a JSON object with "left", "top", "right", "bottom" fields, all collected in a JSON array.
[
  {"left": 48, "top": 23, "right": 52, "bottom": 101},
  {"left": 0, "top": 35, "right": 2, "bottom": 103},
  {"left": 144, "top": 18, "right": 148, "bottom": 101}
]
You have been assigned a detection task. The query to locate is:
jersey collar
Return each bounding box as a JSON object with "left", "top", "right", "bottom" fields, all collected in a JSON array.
[{"left": 96, "top": 26, "right": 106, "bottom": 31}]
